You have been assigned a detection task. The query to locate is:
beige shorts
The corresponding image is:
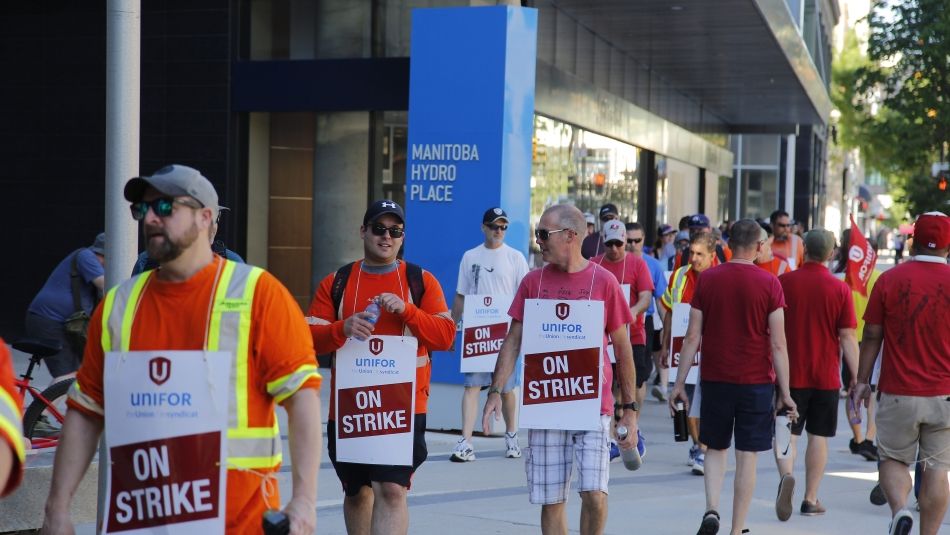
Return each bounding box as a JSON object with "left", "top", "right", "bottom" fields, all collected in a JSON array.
[{"left": 876, "top": 393, "right": 950, "bottom": 470}]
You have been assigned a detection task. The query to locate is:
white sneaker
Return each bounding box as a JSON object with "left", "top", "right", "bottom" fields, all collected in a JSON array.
[
  {"left": 692, "top": 452, "right": 705, "bottom": 475},
  {"left": 505, "top": 432, "right": 522, "bottom": 458},
  {"left": 687, "top": 444, "right": 699, "bottom": 467},
  {"left": 651, "top": 385, "right": 668, "bottom": 402},
  {"left": 450, "top": 438, "right": 475, "bottom": 462},
  {"left": 888, "top": 509, "right": 913, "bottom": 535}
]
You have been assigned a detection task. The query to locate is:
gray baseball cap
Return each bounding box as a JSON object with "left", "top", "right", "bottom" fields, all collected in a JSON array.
[{"left": 124, "top": 164, "right": 219, "bottom": 217}]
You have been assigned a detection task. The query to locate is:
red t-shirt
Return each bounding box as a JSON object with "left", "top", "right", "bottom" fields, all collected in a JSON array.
[
  {"left": 590, "top": 252, "right": 654, "bottom": 345},
  {"left": 864, "top": 258, "right": 950, "bottom": 396},
  {"left": 780, "top": 263, "right": 856, "bottom": 389},
  {"left": 691, "top": 262, "right": 786, "bottom": 384},
  {"left": 509, "top": 262, "right": 633, "bottom": 415}
]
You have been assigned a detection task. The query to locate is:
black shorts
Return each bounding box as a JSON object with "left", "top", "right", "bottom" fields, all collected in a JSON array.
[
  {"left": 699, "top": 381, "right": 774, "bottom": 452},
  {"left": 645, "top": 317, "right": 662, "bottom": 353},
  {"left": 789, "top": 388, "right": 839, "bottom": 437},
  {"left": 326, "top": 413, "right": 428, "bottom": 497},
  {"left": 633, "top": 344, "right": 651, "bottom": 388}
]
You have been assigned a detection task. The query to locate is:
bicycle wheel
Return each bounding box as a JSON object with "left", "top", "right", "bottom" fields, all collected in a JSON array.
[{"left": 23, "top": 378, "right": 75, "bottom": 441}]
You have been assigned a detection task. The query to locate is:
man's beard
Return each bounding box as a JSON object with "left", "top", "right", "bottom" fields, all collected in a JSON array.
[{"left": 145, "top": 221, "right": 200, "bottom": 264}]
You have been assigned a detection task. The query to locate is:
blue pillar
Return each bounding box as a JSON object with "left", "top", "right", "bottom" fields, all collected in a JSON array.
[{"left": 405, "top": 6, "right": 537, "bottom": 385}]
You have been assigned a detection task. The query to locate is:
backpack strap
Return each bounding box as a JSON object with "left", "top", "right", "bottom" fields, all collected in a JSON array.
[
  {"left": 69, "top": 250, "right": 85, "bottom": 314},
  {"left": 404, "top": 261, "right": 426, "bottom": 306},
  {"left": 331, "top": 262, "right": 356, "bottom": 321}
]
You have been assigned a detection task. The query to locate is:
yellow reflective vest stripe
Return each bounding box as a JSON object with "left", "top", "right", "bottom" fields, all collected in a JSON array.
[
  {"left": 101, "top": 260, "right": 283, "bottom": 470},
  {"left": 0, "top": 386, "right": 24, "bottom": 464},
  {"left": 661, "top": 266, "right": 691, "bottom": 309}
]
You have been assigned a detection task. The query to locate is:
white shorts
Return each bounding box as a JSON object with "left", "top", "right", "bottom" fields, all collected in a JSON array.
[{"left": 524, "top": 415, "right": 611, "bottom": 505}]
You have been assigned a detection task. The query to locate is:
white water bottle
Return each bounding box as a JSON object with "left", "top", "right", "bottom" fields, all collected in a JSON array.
[
  {"left": 616, "top": 426, "right": 642, "bottom": 471},
  {"left": 774, "top": 411, "right": 792, "bottom": 459}
]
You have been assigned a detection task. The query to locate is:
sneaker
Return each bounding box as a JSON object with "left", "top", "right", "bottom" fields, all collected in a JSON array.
[
  {"left": 505, "top": 432, "right": 522, "bottom": 458},
  {"left": 636, "top": 429, "right": 646, "bottom": 460},
  {"left": 849, "top": 438, "right": 860, "bottom": 454},
  {"left": 450, "top": 438, "right": 475, "bottom": 462},
  {"left": 800, "top": 499, "right": 826, "bottom": 516},
  {"left": 858, "top": 439, "right": 879, "bottom": 461},
  {"left": 888, "top": 509, "right": 913, "bottom": 535},
  {"left": 869, "top": 484, "right": 887, "bottom": 506},
  {"left": 776, "top": 473, "right": 795, "bottom": 521},
  {"left": 692, "top": 452, "right": 705, "bottom": 475},
  {"left": 651, "top": 385, "right": 668, "bottom": 402},
  {"left": 609, "top": 442, "right": 621, "bottom": 463},
  {"left": 687, "top": 444, "right": 700, "bottom": 467},
  {"left": 697, "top": 510, "right": 719, "bottom": 535}
]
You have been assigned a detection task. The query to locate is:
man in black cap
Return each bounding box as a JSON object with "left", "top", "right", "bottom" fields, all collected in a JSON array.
[
  {"left": 581, "top": 203, "right": 620, "bottom": 259},
  {"left": 25, "top": 232, "right": 106, "bottom": 378},
  {"left": 449, "top": 207, "right": 530, "bottom": 462},
  {"left": 307, "top": 200, "right": 455, "bottom": 534}
]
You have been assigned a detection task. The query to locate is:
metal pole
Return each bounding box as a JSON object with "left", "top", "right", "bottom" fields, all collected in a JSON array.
[
  {"left": 784, "top": 133, "right": 796, "bottom": 216},
  {"left": 99, "top": 0, "right": 141, "bottom": 527}
]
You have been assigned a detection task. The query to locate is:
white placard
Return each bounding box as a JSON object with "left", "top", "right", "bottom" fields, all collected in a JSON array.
[
  {"left": 459, "top": 293, "right": 514, "bottom": 373},
  {"left": 667, "top": 303, "right": 700, "bottom": 384},
  {"left": 605, "top": 284, "right": 631, "bottom": 364},
  {"left": 103, "top": 351, "right": 230, "bottom": 535},
  {"left": 519, "top": 299, "right": 604, "bottom": 431},
  {"left": 334, "top": 336, "right": 418, "bottom": 465}
]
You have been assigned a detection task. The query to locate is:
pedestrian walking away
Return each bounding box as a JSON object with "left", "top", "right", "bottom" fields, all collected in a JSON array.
[
  {"left": 450, "top": 207, "right": 530, "bottom": 462},
  {"left": 773, "top": 229, "right": 859, "bottom": 520},
  {"left": 24, "top": 232, "right": 105, "bottom": 379},
  {"left": 307, "top": 199, "right": 454, "bottom": 535},
  {"left": 851, "top": 212, "right": 950, "bottom": 535},
  {"left": 483, "top": 204, "right": 639, "bottom": 535},
  {"left": 669, "top": 218, "right": 798, "bottom": 535},
  {"left": 41, "top": 164, "right": 323, "bottom": 535}
]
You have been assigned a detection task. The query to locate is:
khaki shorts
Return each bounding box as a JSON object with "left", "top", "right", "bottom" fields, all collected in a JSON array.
[{"left": 876, "top": 393, "right": 950, "bottom": 470}]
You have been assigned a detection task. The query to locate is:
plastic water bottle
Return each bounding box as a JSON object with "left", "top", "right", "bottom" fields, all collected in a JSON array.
[
  {"left": 616, "top": 425, "right": 642, "bottom": 471},
  {"left": 774, "top": 410, "right": 792, "bottom": 459},
  {"left": 847, "top": 396, "right": 862, "bottom": 425},
  {"left": 673, "top": 401, "right": 689, "bottom": 442},
  {"left": 355, "top": 300, "right": 381, "bottom": 341}
]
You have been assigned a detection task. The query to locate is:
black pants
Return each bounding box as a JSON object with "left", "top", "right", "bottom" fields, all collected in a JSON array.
[{"left": 24, "top": 312, "right": 81, "bottom": 377}]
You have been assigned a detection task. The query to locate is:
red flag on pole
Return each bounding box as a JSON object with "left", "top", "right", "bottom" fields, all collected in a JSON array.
[{"left": 845, "top": 214, "right": 877, "bottom": 296}]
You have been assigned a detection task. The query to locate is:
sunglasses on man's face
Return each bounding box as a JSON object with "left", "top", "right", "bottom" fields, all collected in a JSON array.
[
  {"left": 130, "top": 198, "right": 200, "bottom": 221},
  {"left": 605, "top": 241, "right": 625, "bottom": 248},
  {"left": 487, "top": 224, "right": 508, "bottom": 232},
  {"left": 534, "top": 228, "right": 572, "bottom": 241},
  {"left": 370, "top": 224, "right": 405, "bottom": 238},
  {"left": 627, "top": 238, "right": 643, "bottom": 244}
]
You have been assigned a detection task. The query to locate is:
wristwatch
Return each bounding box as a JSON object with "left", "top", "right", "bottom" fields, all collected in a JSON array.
[
  {"left": 619, "top": 401, "right": 640, "bottom": 412},
  {"left": 487, "top": 386, "right": 502, "bottom": 396}
]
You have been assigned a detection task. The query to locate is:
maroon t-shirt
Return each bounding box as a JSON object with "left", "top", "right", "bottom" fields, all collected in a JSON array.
[
  {"left": 590, "top": 252, "right": 654, "bottom": 345},
  {"left": 691, "top": 262, "right": 786, "bottom": 384},
  {"left": 864, "top": 258, "right": 950, "bottom": 396},
  {"left": 780, "top": 263, "right": 856, "bottom": 389}
]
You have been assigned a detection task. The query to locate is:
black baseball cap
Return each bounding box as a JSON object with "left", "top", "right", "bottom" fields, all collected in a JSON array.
[
  {"left": 482, "top": 207, "right": 509, "bottom": 225},
  {"left": 599, "top": 203, "right": 619, "bottom": 220},
  {"left": 363, "top": 199, "right": 405, "bottom": 226}
]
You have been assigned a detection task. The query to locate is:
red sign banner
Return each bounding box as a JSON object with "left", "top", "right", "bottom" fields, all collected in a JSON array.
[
  {"left": 106, "top": 431, "right": 221, "bottom": 532},
  {"left": 337, "top": 382, "right": 413, "bottom": 439},
  {"left": 522, "top": 347, "right": 600, "bottom": 405},
  {"left": 462, "top": 321, "right": 509, "bottom": 358},
  {"left": 846, "top": 214, "right": 877, "bottom": 296},
  {"left": 670, "top": 337, "right": 700, "bottom": 368}
]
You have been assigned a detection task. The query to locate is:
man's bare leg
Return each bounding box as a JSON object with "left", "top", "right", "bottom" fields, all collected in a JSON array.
[
  {"left": 541, "top": 502, "right": 568, "bottom": 535},
  {"left": 370, "top": 481, "right": 409, "bottom": 535},
  {"left": 343, "top": 485, "right": 373, "bottom": 535},
  {"left": 579, "top": 490, "right": 608, "bottom": 535}
]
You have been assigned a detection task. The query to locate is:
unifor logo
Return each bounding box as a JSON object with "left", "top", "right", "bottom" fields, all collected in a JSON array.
[
  {"left": 149, "top": 356, "right": 171, "bottom": 386},
  {"left": 483, "top": 296, "right": 493, "bottom": 307},
  {"left": 369, "top": 338, "right": 384, "bottom": 355},
  {"left": 555, "top": 302, "right": 570, "bottom": 320},
  {"left": 848, "top": 245, "right": 864, "bottom": 262}
]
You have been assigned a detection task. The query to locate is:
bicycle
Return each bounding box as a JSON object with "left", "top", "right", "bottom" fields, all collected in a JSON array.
[{"left": 11, "top": 337, "right": 75, "bottom": 450}]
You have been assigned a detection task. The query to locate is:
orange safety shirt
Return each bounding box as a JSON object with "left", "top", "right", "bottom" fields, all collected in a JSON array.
[
  {"left": 755, "top": 257, "right": 792, "bottom": 277},
  {"left": 68, "top": 257, "right": 321, "bottom": 534},
  {"left": 308, "top": 260, "right": 455, "bottom": 418},
  {"left": 0, "top": 340, "right": 24, "bottom": 497}
]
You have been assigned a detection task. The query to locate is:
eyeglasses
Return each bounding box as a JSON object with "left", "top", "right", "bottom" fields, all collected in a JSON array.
[
  {"left": 605, "top": 241, "right": 625, "bottom": 248},
  {"left": 487, "top": 224, "right": 508, "bottom": 232},
  {"left": 534, "top": 228, "right": 572, "bottom": 241},
  {"left": 130, "top": 198, "right": 201, "bottom": 221},
  {"left": 370, "top": 224, "right": 405, "bottom": 238},
  {"left": 627, "top": 238, "right": 643, "bottom": 244}
]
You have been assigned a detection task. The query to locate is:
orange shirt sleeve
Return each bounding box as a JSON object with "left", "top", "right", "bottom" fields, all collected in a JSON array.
[
  {"left": 67, "top": 300, "right": 107, "bottom": 418},
  {"left": 0, "top": 342, "right": 24, "bottom": 497},
  {"left": 401, "top": 270, "right": 455, "bottom": 352},
  {"left": 723, "top": 244, "right": 733, "bottom": 261},
  {"left": 307, "top": 272, "right": 348, "bottom": 354}
]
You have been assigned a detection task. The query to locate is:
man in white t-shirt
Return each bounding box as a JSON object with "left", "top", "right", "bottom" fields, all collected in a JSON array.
[{"left": 450, "top": 207, "right": 530, "bottom": 462}]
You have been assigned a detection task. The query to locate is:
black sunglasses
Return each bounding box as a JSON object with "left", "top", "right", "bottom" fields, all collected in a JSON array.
[
  {"left": 130, "top": 198, "right": 201, "bottom": 221},
  {"left": 605, "top": 240, "right": 625, "bottom": 248},
  {"left": 371, "top": 224, "right": 405, "bottom": 238},
  {"left": 534, "top": 228, "right": 572, "bottom": 241},
  {"left": 627, "top": 238, "right": 643, "bottom": 244},
  {"left": 487, "top": 223, "right": 508, "bottom": 232}
]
